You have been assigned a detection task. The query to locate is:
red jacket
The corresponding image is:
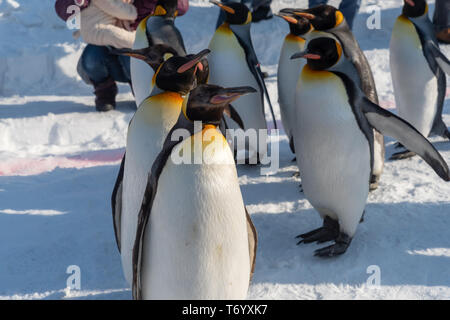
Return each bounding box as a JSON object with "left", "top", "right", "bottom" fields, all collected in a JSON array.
[
  {"left": 131, "top": 0, "right": 189, "bottom": 30},
  {"left": 55, "top": 0, "right": 189, "bottom": 30}
]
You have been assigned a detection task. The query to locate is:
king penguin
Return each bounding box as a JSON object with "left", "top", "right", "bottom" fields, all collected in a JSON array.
[
  {"left": 111, "top": 49, "right": 211, "bottom": 285},
  {"left": 130, "top": 84, "right": 258, "bottom": 299},
  {"left": 390, "top": 0, "right": 450, "bottom": 159},
  {"left": 290, "top": 37, "right": 450, "bottom": 257},
  {"left": 131, "top": 0, "right": 187, "bottom": 107},
  {"left": 208, "top": 0, "right": 277, "bottom": 163},
  {"left": 282, "top": 4, "right": 385, "bottom": 190},
  {"left": 276, "top": 12, "right": 313, "bottom": 154}
]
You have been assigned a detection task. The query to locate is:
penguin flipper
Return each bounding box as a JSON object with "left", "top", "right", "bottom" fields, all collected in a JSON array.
[
  {"left": 426, "top": 41, "right": 450, "bottom": 75},
  {"left": 111, "top": 154, "right": 126, "bottom": 253},
  {"left": 361, "top": 98, "right": 450, "bottom": 182},
  {"left": 231, "top": 27, "right": 277, "bottom": 129},
  {"left": 245, "top": 207, "right": 257, "bottom": 282},
  {"left": 224, "top": 104, "right": 245, "bottom": 130}
]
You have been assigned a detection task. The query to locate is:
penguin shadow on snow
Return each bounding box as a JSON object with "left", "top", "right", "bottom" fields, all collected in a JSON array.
[
  {"left": 249, "top": 201, "right": 450, "bottom": 288},
  {"left": 0, "top": 166, "right": 131, "bottom": 299}
]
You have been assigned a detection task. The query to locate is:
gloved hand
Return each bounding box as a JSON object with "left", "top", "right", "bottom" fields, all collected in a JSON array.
[{"left": 80, "top": 0, "right": 138, "bottom": 49}]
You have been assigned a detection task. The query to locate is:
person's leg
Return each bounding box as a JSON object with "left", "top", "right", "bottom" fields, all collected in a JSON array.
[
  {"left": 81, "top": 44, "right": 122, "bottom": 111},
  {"left": 434, "top": 0, "right": 450, "bottom": 43},
  {"left": 338, "top": 0, "right": 361, "bottom": 29},
  {"left": 309, "top": 0, "right": 328, "bottom": 9}
]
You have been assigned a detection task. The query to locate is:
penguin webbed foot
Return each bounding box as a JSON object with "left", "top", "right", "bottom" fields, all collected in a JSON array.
[
  {"left": 390, "top": 149, "right": 416, "bottom": 160},
  {"left": 314, "top": 233, "right": 352, "bottom": 257},
  {"left": 296, "top": 217, "right": 339, "bottom": 245}
]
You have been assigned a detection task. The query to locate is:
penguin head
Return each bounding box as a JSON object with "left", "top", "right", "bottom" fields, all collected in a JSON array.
[
  {"left": 153, "top": 0, "right": 179, "bottom": 17},
  {"left": 185, "top": 54, "right": 210, "bottom": 85},
  {"left": 210, "top": 0, "right": 252, "bottom": 25},
  {"left": 291, "top": 37, "right": 343, "bottom": 70},
  {"left": 109, "top": 44, "right": 178, "bottom": 71},
  {"left": 275, "top": 12, "right": 312, "bottom": 36},
  {"left": 155, "top": 49, "right": 211, "bottom": 95},
  {"left": 282, "top": 5, "right": 344, "bottom": 30},
  {"left": 182, "top": 84, "right": 256, "bottom": 125},
  {"left": 402, "top": 0, "right": 428, "bottom": 18}
]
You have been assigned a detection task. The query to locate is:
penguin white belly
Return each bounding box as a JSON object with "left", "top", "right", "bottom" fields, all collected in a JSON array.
[
  {"left": 390, "top": 16, "right": 438, "bottom": 137},
  {"left": 121, "top": 94, "right": 182, "bottom": 285},
  {"left": 142, "top": 129, "right": 250, "bottom": 299},
  {"left": 208, "top": 26, "right": 267, "bottom": 159},
  {"left": 294, "top": 68, "right": 370, "bottom": 236},
  {"left": 131, "top": 17, "right": 155, "bottom": 107},
  {"left": 277, "top": 35, "right": 306, "bottom": 139}
]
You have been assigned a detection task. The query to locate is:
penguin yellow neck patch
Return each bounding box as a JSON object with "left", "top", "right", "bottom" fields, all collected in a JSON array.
[
  {"left": 153, "top": 5, "right": 167, "bottom": 16},
  {"left": 217, "top": 23, "right": 233, "bottom": 35},
  {"left": 302, "top": 64, "right": 334, "bottom": 81},
  {"left": 335, "top": 11, "right": 344, "bottom": 27},
  {"left": 138, "top": 15, "right": 150, "bottom": 33},
  {"left": 286, "top": 34, "right": 306, "bottom": 44},
  {"left": 150, "top": 91, "right": 184, "bottom": 107}
]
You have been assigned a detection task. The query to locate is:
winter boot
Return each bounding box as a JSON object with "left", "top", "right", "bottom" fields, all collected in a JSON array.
[{"left": 94, "top": 77, "right": 117, "bottom": 112}]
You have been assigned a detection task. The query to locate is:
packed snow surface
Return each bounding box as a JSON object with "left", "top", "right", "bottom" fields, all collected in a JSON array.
[{"left": 0, "top": 0, "right": 449, "bottom": 299}]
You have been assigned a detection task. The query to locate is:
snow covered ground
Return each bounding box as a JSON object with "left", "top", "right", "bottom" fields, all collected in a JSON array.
[{"left": 1, "top": 0, "right": 450, "bottom": 300}]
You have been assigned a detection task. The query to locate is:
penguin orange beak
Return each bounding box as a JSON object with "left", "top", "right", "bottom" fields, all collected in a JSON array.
[
  {"left": 404, "top": 0, "right": 415, "bottom": 6},
  {"left": 209, "top": 0, "right": 235, "bottom": 14},
  {"left": 294, "top": 12, "right": 316, "bottom": 20},
  {"left": 177, "top": 49, "right": 211, "bottom": 74},
  {"left": 275, "top": 13, "right": 298, "bottom": 24},
  {"left": 291, "top": 51, "right": 321, "bottom": 60},
  {"left": 210, "top": 86, "right": 257, "bottom": 104}
]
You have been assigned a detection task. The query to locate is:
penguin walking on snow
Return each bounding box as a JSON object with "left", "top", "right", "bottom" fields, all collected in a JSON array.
[
  {"left": 208, "top": 0, "right": 277, "bottom": 163},
  {"left": 276, "top": 12, "right": 313, "bottom": 154},
  {"left": 111, "top": 48, "right": 211, "bottom": 285},
  {"left": 131, "top": 0, "right": 187, "bottom": 107},
  {"left": 281, "top": 5, "right": 385, "bottom": 191},
  {"left": 390, "top": 0, "right": 450, "bottom": 159},
  {"left": 291, "top": 37, "right": 450, "bottom": 257},
  {"left": 131, "top": 84, "right": 258, "bottom": 299}
]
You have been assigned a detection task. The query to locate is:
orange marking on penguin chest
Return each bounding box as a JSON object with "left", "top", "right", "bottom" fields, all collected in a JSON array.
[
  {"left": 302, "top": 65, "right": 335, "bottom": 81},
  {"left": 285, "top": 34, "right": 306, "bottom": 44},
  {"left": 217, "top": 23, "right": 233, "bottom": 35}
]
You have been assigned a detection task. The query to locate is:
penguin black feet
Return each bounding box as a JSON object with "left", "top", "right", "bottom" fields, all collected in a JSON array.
[
  {"left": 314, "top": 233, "right": 352, "bottom": 257},
  {"left": 390, "top": 149, "right": 416, "bottom": 160},
  {"left": 296, "top": 216, "right": 339, "bottom": 245}
]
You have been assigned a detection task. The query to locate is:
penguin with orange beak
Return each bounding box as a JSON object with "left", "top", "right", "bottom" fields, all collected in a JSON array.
[
  {"left": 208, "top": 0, "right": 277, "bottom": 164},
  {"left": 390, "top": 0, "right": 450, "bottom": 159},
  {"left": 281, "top": 4, "right": 385, "bottom": 191},
  {"left": 276, "top": 12, "right": 313, "bottom": 154},
  {"left": 131, "top": 84, "right": 258, "bottom": 299},
  {"left": 111, "top": 49, "right": 211, "bottom": 286},
  {"left": 291, "top": 37, "right": 450, "bottom": 257}
]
